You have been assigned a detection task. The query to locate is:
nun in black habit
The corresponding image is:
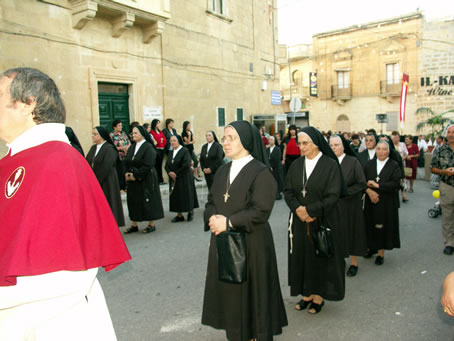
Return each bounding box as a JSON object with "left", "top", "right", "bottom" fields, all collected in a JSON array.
[
  {"left": 165, "top": 135, "right": 199, "bottom": 222},
  {"left": 267, "top": 135, "right": 285, "bottom": 200},
  {"left": 363, "top": 140, "right": 401, "bottom": 265},
  {"left": 123, "top": 126, "right": 164, "bottom": 234},
  {"left": 200, "top": 131, "right": 225, "bottom": 190},
  {"left": 86, "top": 126, "right": 125, "bottom": 227},
  {"left": 202, "top": 121, "right": 287, "bottom": 341},
  {"left": 357, "top": 133, "right": 378, "bottom": 168},
  {"left": 284, "top": 126, "right": 346, "bottom": 314},
  {"left": 329, "top": 135, "right": 367, "bottom": 277}
]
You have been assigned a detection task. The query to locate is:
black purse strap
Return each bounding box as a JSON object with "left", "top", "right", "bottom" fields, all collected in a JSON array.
[{"left": 226, "top": 217, "right": 230, "bottom": 232}]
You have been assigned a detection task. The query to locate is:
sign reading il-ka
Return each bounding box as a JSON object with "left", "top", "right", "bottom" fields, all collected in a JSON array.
[
  {"left": 420, "top": 76, "right": 454, "bottom": 96},
  {"left": 143, "top": 106, "right": 162, "bottom": 121},
  {"left": 309, "top": 72, "right": 317, "bottom": 97}
]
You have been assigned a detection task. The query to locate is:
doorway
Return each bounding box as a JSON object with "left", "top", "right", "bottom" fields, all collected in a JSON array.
[{"left": 98, "top": 82, "right": 130, "bottom": 133}]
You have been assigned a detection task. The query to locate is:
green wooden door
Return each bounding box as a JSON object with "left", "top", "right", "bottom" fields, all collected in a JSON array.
[{"left": 98, "top": 83, "right": 130, "bottom": 133}]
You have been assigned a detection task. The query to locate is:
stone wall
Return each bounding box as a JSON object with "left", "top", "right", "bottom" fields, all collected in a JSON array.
[
  {"left": 417, "top": 18, "right": 454, "bottom": 133},
  {"left": 0, "top": 0, "right": 281, "bottom": 156}
]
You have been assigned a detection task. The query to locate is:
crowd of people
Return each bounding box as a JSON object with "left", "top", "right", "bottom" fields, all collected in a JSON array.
[
  {"left": 65, "top": 114, "right": 454, "bottom": 338},
  {"left": 1, "top": 66, "right": 452, "bottom": 340},
  {"left": 75, "top": 116, "right": 453, "bottom": 331}
]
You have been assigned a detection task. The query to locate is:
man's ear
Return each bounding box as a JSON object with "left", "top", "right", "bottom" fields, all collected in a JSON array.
[{"left": 21, "top": 96, "right": 37, "bottom": 117}]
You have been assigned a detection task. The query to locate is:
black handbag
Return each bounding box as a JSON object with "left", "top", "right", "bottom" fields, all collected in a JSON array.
[
  {"left": 215, "top": 219, "right": 247, "bottom": 284},
  {"left": 309, "top": 221, "right": 335, "bottom": 258}
]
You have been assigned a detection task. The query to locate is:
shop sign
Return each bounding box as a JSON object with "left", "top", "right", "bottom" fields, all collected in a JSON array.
[{"left": 420, "top": 76, "right": 454, "bottom": 96}]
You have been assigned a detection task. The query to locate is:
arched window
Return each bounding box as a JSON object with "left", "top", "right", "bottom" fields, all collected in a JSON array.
[
  {"left": 336, "top": 115, "right": 350, "bottom": 132},
  {"left": 292, "top": 70, "right": 303, "bottom": 86}
]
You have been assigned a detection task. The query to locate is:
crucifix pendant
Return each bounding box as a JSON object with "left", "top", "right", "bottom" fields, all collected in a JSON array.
[
  {"left": 302, "top": 189, "right": 307, "bottom": 197},
  {"left": 376, "top": 176, "right": 380, "bottom": 182},
  {"left": 224, "top": 192, "right": 230, "bottom": 203}
]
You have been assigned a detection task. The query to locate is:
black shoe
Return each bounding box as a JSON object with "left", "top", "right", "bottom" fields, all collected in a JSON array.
[
  {"left": 364, "top": 249, "right": 378, "bottom": 258},
  {"left": 443, "top": 246, "right": 454, "bottom": 255},
  {"left": 347, "top": 265, "right": 358, "bottom": 277},
  {"left": 124, "top": 225, "right": 138, "bottom": 234},
  {"left": 171, "top": 216, "right": 185, "bottom": 223},
  {"left": 187, "top": 211, "right": 194, "bottom": 221},
  {"left": 402, "top": 198, "right": 409, "bottom": 203},
  {"left": 295, "top": 299, "right": 313, "bottom": 311},
  {"left": 143, "top": 225, "right": 156, "bottom": 233},
  {"left": 375, "top": 256, "right": 384, "bottom": 265},
  {"left": 194, "top": 176, "right": 202, "bottom": 182},
  {"left": 308, "top": 301, "right": 325, "bottom": 314},
  {"left": 276, "top": 194, "right": 282, "bottom": 200}
]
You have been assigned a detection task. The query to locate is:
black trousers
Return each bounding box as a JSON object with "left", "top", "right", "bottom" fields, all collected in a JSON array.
[
  {"left": 155, "top": 148, "right": 165, "bottom": 183},
  {"left": 189, "top": 149, "right": 198, "bottom": 168}
]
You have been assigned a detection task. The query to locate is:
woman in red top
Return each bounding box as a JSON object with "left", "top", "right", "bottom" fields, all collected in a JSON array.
[
  {"left": 150, "top": 119, "right": 167, "bottom": 184},
  {"left": 282, "top": 125, "right": 300, "bottom": 174},
  {"left": 404, "top": 134, "right": 419, "bottom": 192},
  {"left": 260, "top": 127, "right": 269, "bottom": 147}
]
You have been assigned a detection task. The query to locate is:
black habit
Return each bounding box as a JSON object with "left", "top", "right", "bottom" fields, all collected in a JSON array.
[
  {"left": 124, "top": 142, "right": 164, "bottom": 221},
  {"left": 284, "top": 155, "right": 345, "bottom": 301},
  {"left": 202, "top": 159, "right": 287, "bottom": 341},
  {"left": 338, "top": 155, "right": 367, "bottom": 257},
  {"left": 358, "top": 149, "right": 376, "bottom": 168},
  {"left": 267, "top": 146, "right": 284, "bottom": 196},
  {"left": 86, "top": 143, "right": 125, "bottom": 227},
  {"left": 364, "top": 158, "right": 401, "bottom": 250},
  {"left": 165, "top": 147, "right": 199, "bottom": 213},
  {"left": 200, "top": 141, "right": 224, "bottom": 189}
]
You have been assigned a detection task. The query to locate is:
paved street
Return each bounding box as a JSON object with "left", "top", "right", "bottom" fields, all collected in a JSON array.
[{"left": 98, "top": 179, "right": 454, "bottom": 341}]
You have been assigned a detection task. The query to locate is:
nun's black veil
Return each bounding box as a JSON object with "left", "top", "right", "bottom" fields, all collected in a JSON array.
[
  {"left": 95, "top": 126, "right": 114, "bottom": 146},
  {"left": 300, "top": 126, "right": 348, "bottom": 197},
  {"left": 208, "top": 130, "right": 219, "bottom": 144},
  {"left": 136, "top": 125, "right": 155, "bottom": 148},
  {"left": 378, "top": 135, "right": 401, "bottom": 165},
  {"left": 65, "top": 126, "right": 85, "bottom": 157},
  {"left": 333, "top": 134, "right": 357, "bottom": 158},
  {"left": 227, "top": 120, "right": 270, "bottom": 167}
]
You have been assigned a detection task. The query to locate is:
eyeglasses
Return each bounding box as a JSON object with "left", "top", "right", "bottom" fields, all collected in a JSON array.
[
  {"left": 297, "top": 141, "right": 312, "bottom": 146},
  {"left": 221, "top": 135, "right": 237, "bottom": 143}
]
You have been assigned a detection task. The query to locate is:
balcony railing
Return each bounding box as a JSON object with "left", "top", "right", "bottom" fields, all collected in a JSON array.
[
  {"left": 331, "top": 85, "right": 352, "bottom": 100},
  {"left": 380, "top": 81, "right": 401, "bottom": 96}
]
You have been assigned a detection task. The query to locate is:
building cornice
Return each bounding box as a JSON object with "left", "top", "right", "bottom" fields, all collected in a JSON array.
[{"left": 313, "top": 12, "right": 423, "bottom": 39}]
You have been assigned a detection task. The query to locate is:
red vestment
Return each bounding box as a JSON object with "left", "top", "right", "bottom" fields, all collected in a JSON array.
[{"left": 0, "top": 141, "right": 131, "bottom": 286}]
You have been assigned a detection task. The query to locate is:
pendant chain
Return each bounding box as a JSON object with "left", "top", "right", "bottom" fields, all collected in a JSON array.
[
  {"left": 302, "top": 159, "right": 308, "bottom": 198},
  {"left": 224, "top": 170, "right": 232, "bottom": 203}
]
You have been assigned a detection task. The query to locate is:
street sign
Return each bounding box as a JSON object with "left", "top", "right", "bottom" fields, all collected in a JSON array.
[{"left": 289, "top": 97, "right": 302, "bottom": 113}]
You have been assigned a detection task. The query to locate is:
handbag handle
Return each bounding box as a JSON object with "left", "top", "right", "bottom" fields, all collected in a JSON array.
[{"left": 226, "top": 217, "right": 231, "bottom": 232}]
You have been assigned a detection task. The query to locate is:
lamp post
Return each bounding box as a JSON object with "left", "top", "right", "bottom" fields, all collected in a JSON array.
[{"left": 287, "top": 46, "right": 295, "bottom": 125}]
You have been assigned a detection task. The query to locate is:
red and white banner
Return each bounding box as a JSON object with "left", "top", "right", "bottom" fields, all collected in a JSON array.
[{"left": 400, "top": 73, "right": 409, "bottom": 129}]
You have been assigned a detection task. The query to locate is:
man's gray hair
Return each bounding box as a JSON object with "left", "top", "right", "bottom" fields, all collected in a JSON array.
[{"left": 2, "top": 67, "right": 65, "bottom": 124}]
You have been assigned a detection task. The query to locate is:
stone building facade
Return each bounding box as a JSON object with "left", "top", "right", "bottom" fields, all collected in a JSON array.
[
  {"left": 280, "top": 12, "right": 454, "bottom": 135},
  {"left": 0, "top": 0, "right": 281, "bottom": 154}
]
